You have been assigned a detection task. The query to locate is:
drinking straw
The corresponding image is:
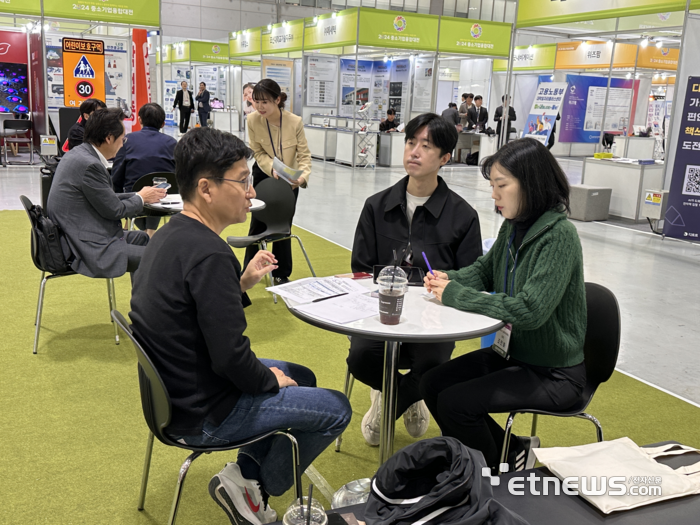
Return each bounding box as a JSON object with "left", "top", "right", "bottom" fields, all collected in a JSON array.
[
  {"left": 390, "top": 249, "right": 399, "bottom": 292},
  {"left": 306, "top": 485, "right": 314, "bottom": 525}
]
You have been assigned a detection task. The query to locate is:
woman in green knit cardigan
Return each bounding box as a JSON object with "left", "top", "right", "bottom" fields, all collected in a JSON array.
[{"left": 419, "top": 138, "right": 587, "bottom": 472}]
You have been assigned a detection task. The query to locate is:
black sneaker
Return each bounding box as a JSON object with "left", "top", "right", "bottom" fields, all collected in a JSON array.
[
  {"left": 273, "top": 277, "right": 290, "bottom": 285},
  {"left": 511, "top": 436, "right": 540, "bottom": 472}
]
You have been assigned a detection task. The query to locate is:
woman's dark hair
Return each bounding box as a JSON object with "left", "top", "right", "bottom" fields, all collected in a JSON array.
[
  {"left": 175, "top": 127, "right": 253, "bottom": 201},
  {"left": 405, "top": 113, "right": 458, "bottom": 157},
  {"left": 84, "top": 107, "right": 125, "bottom": 146},
  {"left": 79, "top": 98, "right": 107, "bottom": 116},
  {"left": 253, "top": 79, "right": 287, "bottom": 109},
  {"left": 481, "top": 138, "right": 570, "bottom": 222},
  {"left": 138, "top": 102, "right": 166, "bottom": 128}
]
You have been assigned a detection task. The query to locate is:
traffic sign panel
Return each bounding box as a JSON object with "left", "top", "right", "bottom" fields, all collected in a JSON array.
[{"left": 63, "top": 38, "right": 105, "bottom": 108}]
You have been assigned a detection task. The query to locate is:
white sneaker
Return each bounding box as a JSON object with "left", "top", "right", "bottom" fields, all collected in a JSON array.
[
  {"left": 403, "top": 401, "right": 430, "bottom": 438},
  {"left": 361, "top": 389, "right": 382, "bottom": 447},
  {"left": 208, "top": 462, "right": 277, "bottom": 525}
]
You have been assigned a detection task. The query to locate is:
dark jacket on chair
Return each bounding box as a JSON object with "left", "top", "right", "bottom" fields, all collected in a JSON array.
[
  {"left": 47, "top": 142, "right": 144, "bottom": 278},
  {"left": 351, "top": 176, "right": 482, "bottom": 274},
  {"left": 111, "top": 126, "right": 177, "bottom": 192}
]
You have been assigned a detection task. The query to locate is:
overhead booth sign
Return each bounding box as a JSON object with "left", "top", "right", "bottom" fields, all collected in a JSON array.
[
  {"left": 62, "top": 38, "right": 105, "bottom": 108},
  {"left": 438, "top": 17, "right": 512, "bottom": 57},
  {"left": 0, "top": 0, "right": 160, "bottom": 26},
  {"left": 357, "top": 8, "right": 439, "bottom": 51},
  {"left": 303, "top": 10, "right": 358, "bottom": 52},
  {"left": 494, "top": 44, "right": 557, "bottom": 72}
]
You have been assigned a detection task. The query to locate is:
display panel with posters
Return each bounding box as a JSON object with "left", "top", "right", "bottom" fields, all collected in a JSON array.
[
  {"left": 306, "top": 56, "right": 338, "bottom": 107},
  {"left": 371, "top": 61, "right": 390, "bottom": 119},
  {"left": 523, "top": 82, "right": 568, "bottom": 145},
  {"left": 390, "top": 59, "right": 410, "bottom": 122},
  {"left": 262, "top": 58, "right": 294, "bottom": 112},
  {"left": 339, "top": 59, "right": 373, "bottom": 117},
  {"left": 412, "top": 57, "right": 435, "bottom": 113},
  {"left": 242, "top": 68, "right": 261, "bottom": 121},
  {"left": 163, "top": 80, "right": 178, "bottom": 126}
]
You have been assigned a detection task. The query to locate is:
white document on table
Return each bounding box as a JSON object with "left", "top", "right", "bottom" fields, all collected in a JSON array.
[
  {"left": 266, "top": 277, "right": 369, "bottom": 304},
  {"left": 294, "top": 293, "right": 379, "bottom": 324}
]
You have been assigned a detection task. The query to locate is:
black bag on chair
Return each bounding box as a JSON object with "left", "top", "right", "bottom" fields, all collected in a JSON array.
[{"left": 27, "top": 203, "right": 73, "bottom": 274}]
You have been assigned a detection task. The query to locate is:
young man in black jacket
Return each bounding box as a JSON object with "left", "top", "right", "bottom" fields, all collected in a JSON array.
[
  {"left": 350, "top": 113, "right": 482, "bottom": 446},
  {"left": 130, "top": 128, "right": 351, "bottom": 525}
]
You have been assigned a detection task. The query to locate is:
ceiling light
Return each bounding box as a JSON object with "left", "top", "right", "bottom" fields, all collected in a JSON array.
[
  {"left": 267, "top": 24, "right": 272, "bottom": 30},
  {"left": 626, "top": 73, "right": 631, "bottom": 79},
  {"left": 383, "top": 55, "right": 388, "bottom": 62},
  {"left": 528, "top": 45, "right": 533, "bottom": 50},
  {"left": 282, "top": 21, "right": 287, "bottom": 27},
  {"left": 313, "top": 16, "right": 318, "bottom": 23},
  {"left": 332, "top": 12, "right": 337, "bottom": 18},
  {"left": 656, "top": 40, "right": 662, "bottom": 48},
  {"left": 641, "top": 38, "right": 649, "bottom": 48},
  {"left": 550, "top": 75, "right": 555, "bottom": 80},
  {"left": 44, "top": 23, "right": 50, "bottom": 32},
  {"left": 662, "top": 74, "right": 667, "bottom": 80}
]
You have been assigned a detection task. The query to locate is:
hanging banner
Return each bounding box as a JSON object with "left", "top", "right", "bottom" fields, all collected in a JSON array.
[
  {"left": 357, "top": 8, "right": 438, "bottom": 51},
  {"left": 663, "top": 76, "right": 700, "bottom": 240},
  {"left": 523, "top": 82, "right": 568, "bottom": 145},
  {"left": 438, "top": 17, "right": 512, "bottom": 57},
  {"left": 230, "top": 29, "right": 262, "bottom": 58},
  {"left": 262, "top": 58, "right": 293, "bottom": 112},
  {"left": 170, "top": 42, "right": 190, "bottom": 63},
  {"left": 29, "top": 31, "right": 46, "bottom": 148},
  {"left": 494, "top": 44, "right": 557, "bottom": 72},
  {"left": 306, "top": 56, "right": 338, "bottom": 107},
  {"left": 62, "top": 38, "right": 105, "bottom": 108},
  {"left": 339, "top": 59, "right": 373, "bottom": 117},
  {"left": 554, "top": 41, "right": 638, "bottom": 70},
  {"left": 304, "top": 10, "right": 358, "bottom": 51},
  {"left": 262, "top": 20, "right": 304, "bottom": 54},
  {"left": 559, "top": 75, "right": 639, "bottom": 143},
  {"left": 637, "top": 46, "right": 679, "bottom": 71},
  {"left": 190, "top": 41, "right": 229, "bottom": 63},
  {"left": 517, "top": 0, "right": 700, "bottom": 28},
  {"left": 129, "top": 29, "right": 150, "bottom": 132},
  {"left": 164, "top": 79, "right": 178, "bottom": 126},
  {"left": 104, "top": 38, "right": 129, "bottom": 112},
  {"left": 412, "top": 57, "right": 434, "bottom": 113},
  {"left": 2, "top": 0, "right": 160, "bottom": 26}
]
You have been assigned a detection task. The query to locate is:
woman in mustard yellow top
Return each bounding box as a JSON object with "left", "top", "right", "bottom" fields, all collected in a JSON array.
[{"left": 244, "top": 79, "right": 312, "bottom": 283}]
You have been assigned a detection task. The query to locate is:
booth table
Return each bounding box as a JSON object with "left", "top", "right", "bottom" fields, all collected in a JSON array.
[
  {"left": 455, "top": 131, "right": 498, "bottom": 164},
  {"left": 305, "top": 125, "right": 337, "bottom": 161},
  {"left": 285, "top": 279, "right": 503, "bottom": 465},
  {"left": 612, "top": 136, "right": 656, "bottom": 160},
  {"left": 581, "top": 158, "right": 664, "bottom": 221},
  {"left": 211, "top": 110, "right": 240, "bottom": 133},
  {"left": 310, "top": 114, "right": 348, "bottom": 128},
  {"left": 377, "top": 132, "right": 404, "bottom": 167},
  {"left": 146, "top": 196, "right": 265, "bottom": 213}
]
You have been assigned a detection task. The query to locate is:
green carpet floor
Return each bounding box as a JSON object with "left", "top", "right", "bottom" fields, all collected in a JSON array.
[{"left": 2, "top": 209, "right": 699, "bottom": 524}]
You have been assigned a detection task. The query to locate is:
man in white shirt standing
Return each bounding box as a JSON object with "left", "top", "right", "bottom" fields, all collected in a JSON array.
[{"left": 173, "top": 80, "right": 195, "bottom": 135}]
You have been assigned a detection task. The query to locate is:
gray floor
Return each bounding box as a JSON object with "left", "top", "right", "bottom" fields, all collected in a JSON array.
[{"left": 4, "top": 157, "right": 700, "bottom": 409}]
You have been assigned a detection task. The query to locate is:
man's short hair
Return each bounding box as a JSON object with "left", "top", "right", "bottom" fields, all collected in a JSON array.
[
  {"left": 405, "top": 113, "right": 458, "bottom": 157},
  {"left": 84, "top": 107, "right": 125, "bottom": 146},
  {"left": 386, "top": 108, "right": 396, "bottom": 116},
  {"left": 139, "top": 103, "right": 166, "bottom": 128},
  {"left": 79, "top": 98, "right": 107, "bottom": 116},
  {"left": 200, "top": 82, "right": 206, "bottom": 88},
  {"left": 461, "top": 93, "right": 469, "bottom": 100},
  {"left": 448, "top": 102, "right": 457, "bottom": 108},
  {"left": 474, "top": 95, "right": 483, "bottom": 102},
  {"left": 175, "top": 127, "right": 253, "bottom": 202},
  {"left": 466, "top": 93, "right": 474, "bottom": 99}
]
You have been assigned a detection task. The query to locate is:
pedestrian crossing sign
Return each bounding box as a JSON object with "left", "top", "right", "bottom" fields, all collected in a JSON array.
[{"left": 74, "top": 56, "right": 95, "bottom": 79}]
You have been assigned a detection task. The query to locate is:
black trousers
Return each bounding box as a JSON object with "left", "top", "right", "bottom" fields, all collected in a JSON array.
[
  {"left": 198, "top": 110, "right": 209, "bottom": 127},
  {"left": 420, "top": 348, "right": 586, "bottom": 468},
  {"left": 134, "top": 216, "right": 161, "bottom": 231},
  {"left": 178, "top": 108, "right": 191, "bottom": 133},
  {"left": 244, "top": 163, "right": 299, "bottom": 278},
  {"left": 347, "top": 336, "right": 455, "bottom": 418}
]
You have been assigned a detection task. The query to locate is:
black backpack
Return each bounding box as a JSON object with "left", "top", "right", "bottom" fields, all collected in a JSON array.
[{"left": 28, "top": 203, "right": 74, "bottom": 274}]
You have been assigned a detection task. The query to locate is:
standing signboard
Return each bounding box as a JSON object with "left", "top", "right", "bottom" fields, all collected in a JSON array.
[
  {"left": 523, "top": 82, "right": 568, "bottom": 145},
  {"left": 663, "top": 76, "right": 700, "bottom": 241},
  {"left": 62, "top": 38, "right": 105, "bottom": 108}
]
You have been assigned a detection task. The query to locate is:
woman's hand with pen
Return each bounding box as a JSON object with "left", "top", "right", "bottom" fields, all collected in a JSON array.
[{"left": 424, "top": 271, "right": 450, "bottom": 302}]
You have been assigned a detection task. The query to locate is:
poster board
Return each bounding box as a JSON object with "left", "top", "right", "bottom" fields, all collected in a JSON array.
[
  {"left": 262, "top": 58, "right": 294, "bottom": 112},
  {"left": 412, "top": 57, "right": 435, "bottom": 113},
  {"left": 523, "top": 82, "right": 568, "bottom": 145},
  {"left": 339, "top": 59, "right": 373, "bottom": 117},
  {"left": 306, "top": 56, "right": 338, "bottom": 107},
  {"left": 62, "top": 38, "right": 105, "bottom": 108}
]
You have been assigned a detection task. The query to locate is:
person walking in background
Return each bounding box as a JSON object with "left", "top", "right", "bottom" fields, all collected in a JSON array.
[
  {"left": 244, "top": 79, "right": 312, "bottom": 285},
  {"left": 196, "top": 81, "right": 211, "bottom": 128},
  {"left": 173, "top": 81, "right": 194, "bottom": 135},
  {"left": 494, "top": 95, "right": 517, "bottom": 147}
]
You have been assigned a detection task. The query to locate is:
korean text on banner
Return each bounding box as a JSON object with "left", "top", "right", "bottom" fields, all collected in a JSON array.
[
  {"left": 130, "top": 29, "right": 150, "bottom": 133},
  {"left": 304, "top": 10, "right": 358, "bottom": 51},
  {"left": 523, "top": 82, "right": 568, "bottom": 145},
  {"left": 1, "top": 0, "right": 160, "bottom": 26},
  {"left": 663, "top": 77, "right": 700, "bottom": 241},
  {"left": 62, "top": 38, "right": 105, "bottom": 108},
  {"left": 494, "top": 44, "right": 557, "bottom": 72},
  {"left": 357, "top": 8, "right": 438, "bottom": 51},
  {"left": 438, "top": 17, "right": 512, "bottom": 57}
]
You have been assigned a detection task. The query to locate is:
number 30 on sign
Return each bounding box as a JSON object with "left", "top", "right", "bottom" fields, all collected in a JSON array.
[{"left": 62, "top": 38, "right": 105, "bottom": 107}]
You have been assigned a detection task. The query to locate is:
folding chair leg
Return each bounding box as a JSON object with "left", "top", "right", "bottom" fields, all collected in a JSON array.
[
  {"left": 576, "top": 412, "right": 604, "bottom": 442},
  {"left": 335, "top": 368, "right": 355, "bottom": 452},
  {"left": 277, "top": 431, "right": 303, "bottom": 501},
  {"left": 499, "top": 412, "right": 517, "bottom": 474},
  {"left": 34, "top": 271, "right": 45, "bottom": 326},
  {"left": 167, "top": 450, "right": 204, "bottom": 525},
  {"left": 33, "top": 273, "right": 49, "bottom": 354},
  {"left": 531, "top": 414, "right": 538, "bottom": 437},
  {"left": 291, "top": 235, "right": 316, "bottom": 277},
  {"left": 138, "top": 431, "right": 155, "bottom": 511},
  {"left": 107, "top": 279, "right": 119, "bottom": 345}
]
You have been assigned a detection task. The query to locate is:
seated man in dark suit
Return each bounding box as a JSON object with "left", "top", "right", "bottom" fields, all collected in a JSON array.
[
  {"left": 111, "top": 102, "right": 177, "bottom": 236},
  {"left": 66, "top": 98, "right": 107, "bottom": 151},
  {"left": 467, "top": 95, "right": 488, "bottom": 131},
  {"left": 349, "top": 113, "right": 482, "bottom": 446},
  {"left": 48, "top": 108, "right": 166, "bottom": 279}
]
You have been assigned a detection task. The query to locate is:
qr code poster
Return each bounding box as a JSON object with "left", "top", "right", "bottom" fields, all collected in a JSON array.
[{"left": 682, "top": 165, "right": 700, "bottom": 196}]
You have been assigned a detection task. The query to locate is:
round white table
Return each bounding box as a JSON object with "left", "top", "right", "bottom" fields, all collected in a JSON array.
[
  {"left": 145, "top": 195, "right": 266, "bottom": 213},
  {"left": 285, "top": 278, "right": 503, "bottom": 465}
]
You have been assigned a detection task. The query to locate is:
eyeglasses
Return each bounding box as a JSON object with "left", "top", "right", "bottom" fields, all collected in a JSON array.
[{"left": 211, "top": 173, "right": 253, "bottom": 192}]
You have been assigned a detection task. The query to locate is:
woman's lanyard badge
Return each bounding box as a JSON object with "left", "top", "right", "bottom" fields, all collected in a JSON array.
[
  {"left": 492, "top": 231, "right": 520, "bottom": 360},
  {"left": 266, "top": 111, "right": 283, "bottom": 160}
]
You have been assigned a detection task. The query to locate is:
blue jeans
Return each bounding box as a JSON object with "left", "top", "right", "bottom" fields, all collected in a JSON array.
[{"left": 172, "top": 359, "right": 351, "bottom": 496}]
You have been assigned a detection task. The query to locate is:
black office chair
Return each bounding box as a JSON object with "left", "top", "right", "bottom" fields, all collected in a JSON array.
[
  {"left": 498, "top": 282, "right": 621, "bottom": 472},
  {"left": 20, "top": 195, "right": 120, "bottom": 353},
  {"left": 111, "top": 311, "right": 303, "bottom": 525},
  {"left": 128, "top": 172, "right": 178, "bottom": 230},
  {"left": 4, "top": 118, "right": 34, "bottom": 165},
  {"left": 227, "top": 177, "right": 316, "bottom": 303}
]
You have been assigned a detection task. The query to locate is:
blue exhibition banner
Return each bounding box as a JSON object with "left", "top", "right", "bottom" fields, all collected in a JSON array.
[
  {"left": 523, "top": 81, "right": 567, "bottom": 145},
  {"left": 559, "top": 75, "right": 638, "bottom": 143},
  {"left": 663, "top": 76, "right": 700, "bottom": 241}
]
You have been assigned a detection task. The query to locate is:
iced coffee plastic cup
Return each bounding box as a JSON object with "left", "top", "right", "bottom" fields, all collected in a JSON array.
[{"left": 377, "top": 266, "right": 408, "bottom": 325}]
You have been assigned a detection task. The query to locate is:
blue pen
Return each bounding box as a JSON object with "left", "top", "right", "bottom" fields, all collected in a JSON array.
[{"left": 422, "top": 251, "right": 435, "bottom": 276}]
